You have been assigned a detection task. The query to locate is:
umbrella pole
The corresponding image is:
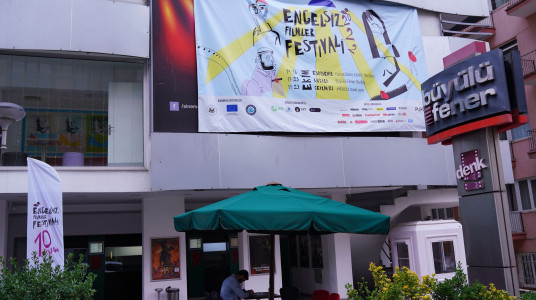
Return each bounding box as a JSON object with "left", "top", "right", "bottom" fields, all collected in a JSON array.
[{"left": 269, "top": 233, "right": 275, "bottom": 300}]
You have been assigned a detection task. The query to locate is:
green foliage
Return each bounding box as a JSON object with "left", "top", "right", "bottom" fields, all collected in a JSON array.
[
  {"left": 431, "top": 263, "right": 511, "bottom": 300},
  {"left": 346, "top": 263, "right": 437, "bottom": 300},
  {"left": 519, "top": 291, "right": 536, "bottom": 300},
  {"left": 0, "top": 251, "right": 96, "bottom": 300},
  {"left": 346, "top": 262, "right": 516, "bottom": 300}
]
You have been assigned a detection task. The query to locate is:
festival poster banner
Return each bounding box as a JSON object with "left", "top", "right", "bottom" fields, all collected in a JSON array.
[
  {"left": 151, "top": 238, "right": 181, "bottom": 281},
  {"left": 196, "top": 0, "right": 427, "bottom": 132},
  {"left": 27, "top": 158, "right": 64, "bottom": 267},
  {"left": 249, "top": 235, "right": 272, "bottom": 275}
]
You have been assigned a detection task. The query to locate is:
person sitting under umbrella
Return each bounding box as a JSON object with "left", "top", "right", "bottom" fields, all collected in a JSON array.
[{"left": 221, "top": 270, "right": 254, "bottom": 300}]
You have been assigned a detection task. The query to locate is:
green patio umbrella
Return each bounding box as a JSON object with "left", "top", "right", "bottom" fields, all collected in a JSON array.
[{"left": 174, "top": 184, "right": 390, "bottom": 300}]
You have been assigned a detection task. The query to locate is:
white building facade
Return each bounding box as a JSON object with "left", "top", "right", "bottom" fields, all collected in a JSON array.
[{"left": 0, "top": 0, "right": 514, "bottom": 299}]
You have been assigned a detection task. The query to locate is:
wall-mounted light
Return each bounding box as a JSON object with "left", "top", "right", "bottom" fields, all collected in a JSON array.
[{"left": 0, "top": 102, "right": 26, "bottom": 149}]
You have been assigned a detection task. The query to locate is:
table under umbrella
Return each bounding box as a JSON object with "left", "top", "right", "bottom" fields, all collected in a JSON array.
[{"left": 174, "top": 184, "right": 390, "bottom": 300}]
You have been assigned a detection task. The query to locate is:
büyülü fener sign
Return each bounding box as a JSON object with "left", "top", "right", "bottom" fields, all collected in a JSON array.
[{"left": 421, "top": 49, "right": 511, "bottom": 137}]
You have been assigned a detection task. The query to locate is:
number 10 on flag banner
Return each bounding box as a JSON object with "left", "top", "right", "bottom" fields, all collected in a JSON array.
[{"left": 27, "top": 158, "right": 64, "bottom": 267}]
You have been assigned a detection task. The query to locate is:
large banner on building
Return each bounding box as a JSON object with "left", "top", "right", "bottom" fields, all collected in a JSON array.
[
  {"left": 196, "top": 0, "right": 427, "bottom": 132},
  {"left": 27, "top": 158, "right": 64, "bottom": 267}
]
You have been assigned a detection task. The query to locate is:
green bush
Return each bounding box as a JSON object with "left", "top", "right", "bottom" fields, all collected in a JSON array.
[
  {"left": 519, "top": 291, "right": 536, "bottom": 300},
  {"left": 431, "top": 263, "right": 511, "bottom": 300},
  {"left": 347, "top": 262, "right": 516, "bottom": 300},
  {"left": 0, "top": 251, "right": 96, "bottom": 300}
]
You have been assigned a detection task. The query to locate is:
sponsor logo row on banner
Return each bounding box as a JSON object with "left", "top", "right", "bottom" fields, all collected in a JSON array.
[{"left": 199, "top": 96, "right": 425, "bottom": 132}]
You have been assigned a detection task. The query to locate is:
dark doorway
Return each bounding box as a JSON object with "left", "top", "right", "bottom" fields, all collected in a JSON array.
[
  {"left": 64, "top": 234, "right": 142, "bottom": 300},
  {"left": 187, "top": 232, "right": 239, "bottom": 298}
]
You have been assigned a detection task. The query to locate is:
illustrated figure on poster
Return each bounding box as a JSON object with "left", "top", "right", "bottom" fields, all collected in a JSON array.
[
  {"left": 248, "top": 0, "right": 280, "bottom": 47},
  {"left": 242, "top": 47, "right": 283, "bottom": 96},
  {"left": 159, "top": 240, "right": 174, "bottom": 266},
  {"left": 197, "top": 43, "right": 242, "bottom": 95},
  {"left": 36, "top": 117, "right": 50, "bottom": 134},
  {"left": 65, "top": 117, "right": 79, "bottom": 134},
  {"left": 362, "top": 9, "right": 418, "bottom": 100},
  {"left": 93, "top": 118, "right": 105, "bottom": 134}
]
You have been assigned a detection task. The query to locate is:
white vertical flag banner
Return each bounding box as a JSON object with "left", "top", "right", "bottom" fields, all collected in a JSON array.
[{"left": 27, "top": 158, "right": 64, "bottom": 267}]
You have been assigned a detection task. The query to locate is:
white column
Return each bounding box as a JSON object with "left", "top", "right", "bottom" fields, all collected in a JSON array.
[
  {"left": 329, "top": 194, "right": 353, "bottom": 295},
  {"left": 0, "top": 200, "right": 8, "bottom": 260},
  {"left": 142, "top": 196, "right": 186, "bottom": 300},
  {"left": 324, "top": 233, "right": 353, "bottom": 296}
]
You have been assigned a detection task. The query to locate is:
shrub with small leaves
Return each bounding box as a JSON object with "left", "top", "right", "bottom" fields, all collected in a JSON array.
[
  {"left": 0, "top": 251, "right": 96, "bottom": 300},
  {"left": 346, "top": 262, "right": 437, "bottom": 300},
  {"left": 432, "top": 263, "right": 513, "bottom": 300},
  {"left": 347, "top": 262, "right": 518, "bottom": 300},
  {"left": 520, "top": 291, "right": 536, "bottom": 300}
]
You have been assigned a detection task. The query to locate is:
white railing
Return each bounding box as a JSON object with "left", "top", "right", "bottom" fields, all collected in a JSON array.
[{"left": 510, "top": 211, "right": 525, "bottom": 233}]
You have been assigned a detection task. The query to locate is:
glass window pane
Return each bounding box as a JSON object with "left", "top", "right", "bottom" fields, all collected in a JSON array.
[
  {"left": 507, "top": 184, "right": 518, "bottom": 211},
  {"left": 396, "top": 243, "right": 410, "bottom": 269},
  {"left": 531, "top": 180, "right": 536, "bottom": 209},
  {"left": 433, "top": 241, "right": 456, "bottom": 274},
  {"left": 438, "top": 209, "right": 446, "bottom": 220},
  {"left": 0, "top": 54, "right": 144, "bottom": 167},
  {"left": 520, "top": 180, "right": 531, "bottom": 211},
  {"left": 446, "top": 208, "right": 454, "bottom": 219}
]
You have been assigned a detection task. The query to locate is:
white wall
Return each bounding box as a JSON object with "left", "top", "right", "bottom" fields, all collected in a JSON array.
[
  {"left": 0, "top": 169, "right": 151, "bottom": 194},
  {"left": 0, "top": 0, "right": 149, "bottom": 58},
  {"left": 291, "top": 234, "right": 353, "bottom": 296},
  {"left": 151, "top": 134, "right": 459, "bottom": 191},
  {"left": 418, "top": 10, "right": 441, "bottom": 37},
  {"left": 350, "top": 234, "right": 386, "bottom": 285},
  {"left": 142, "top": 196, "right": 186, "bottom": 300}
]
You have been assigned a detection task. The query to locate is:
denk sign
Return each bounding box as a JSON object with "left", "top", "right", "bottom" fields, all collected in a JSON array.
[{"left": 421, "top": 49, "right": 511, "bottom": 138}]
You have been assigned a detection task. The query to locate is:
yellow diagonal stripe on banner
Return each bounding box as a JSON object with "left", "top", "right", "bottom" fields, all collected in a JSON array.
[
  {"left": 274, "top": 9, "right": 306, "bottom": 98},
  {"left": 348, "top": 11, "right": 421, "bottom": 91},
  {"left": 335, "top": 16, "right": 380, "bottom": 99},
  {"left": 205, "top": 11, "right": 287, "bottom": 84},
  {"left": 315, "top": 9, "right": 349, "bottom": 100}
]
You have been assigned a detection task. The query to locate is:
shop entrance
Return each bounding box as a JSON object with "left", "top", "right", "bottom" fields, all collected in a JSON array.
[
  {"left": 65, "top": 234, "right": 142, "bottom": 300},
  {"left": 186, "top": 232, "right": 239, "bottom": 299}
]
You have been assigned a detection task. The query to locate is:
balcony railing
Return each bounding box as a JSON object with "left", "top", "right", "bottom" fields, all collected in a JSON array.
[
  {"left": 529, "top": 129, "right": 536, "bottom": 153},
  {"left": 522, "top": 50, "right": 536, "bottom": 78},
  {"left": 511, "top": 211, "right": 525, "bottom": 233},
  {"left": 440, "top": 14, "right": 494, "bottom": 40},
  {"left": 507, "top": 0, "right": 523, "bottom": 9}
]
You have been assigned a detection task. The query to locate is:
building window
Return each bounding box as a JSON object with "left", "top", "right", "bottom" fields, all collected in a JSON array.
[
  {"left": 519, "top": 180, "right": 532, "bottom": 210},
  {"left": 396, "top": 242, "right": 410, "bottom": 269},
  {"left": 519, "top": 253, "right": 536, "bottom": 288},
  {"left": 531, "top": 180, "right": 536, "bottom": 209},
  {"left": 0, "top": 55, "right": 144, "bottom": 167},
  {"left": 491, "top": 0, "right": 511, "bottom": 10},
  {"left": 432, "top": 241, "right": 456, "bottom": 274},
  {"left": 507, "top": 184, "right": 518, "bottom": 211},
  {"left": 431, "top": 208, "right": 454, "bottom": 220}
]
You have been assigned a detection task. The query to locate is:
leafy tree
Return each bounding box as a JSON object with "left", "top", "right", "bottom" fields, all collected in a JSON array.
[{"left": 0, "top": 251, "right": 96, "bottom": 300}]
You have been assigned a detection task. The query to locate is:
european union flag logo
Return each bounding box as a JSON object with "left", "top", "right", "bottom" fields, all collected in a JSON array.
[{"left": 227, "top": 105, "right": 238, "bottom": 112}]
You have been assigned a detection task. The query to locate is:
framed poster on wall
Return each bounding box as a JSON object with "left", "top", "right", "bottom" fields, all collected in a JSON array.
[
  {"left": 151, "top": 237, "right": 180, "bottom": 281},
  {"left": 249, "top": 235, "right": 271, "bottom": 275}
]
